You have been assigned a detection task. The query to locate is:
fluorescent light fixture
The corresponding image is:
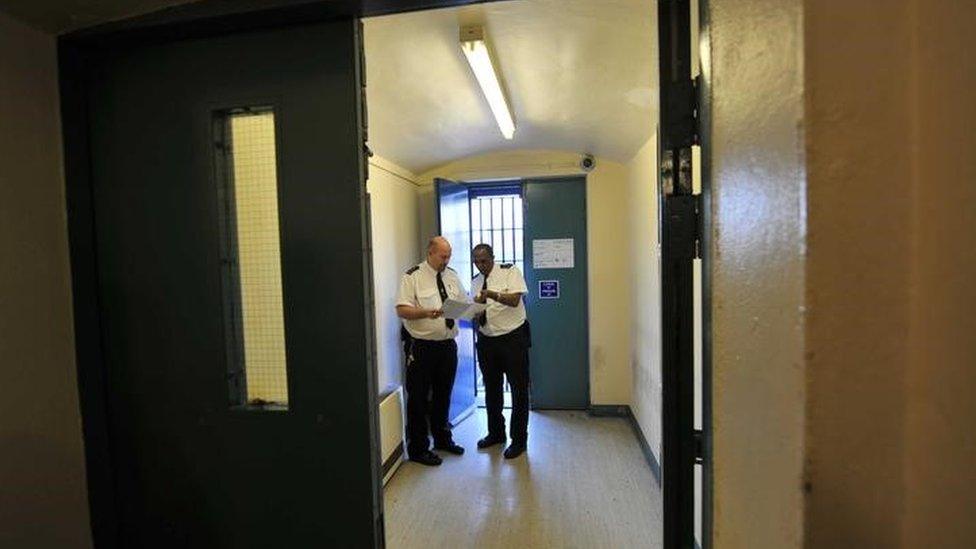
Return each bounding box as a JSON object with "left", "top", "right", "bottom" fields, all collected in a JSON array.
[{"left": 460, "top": 26, "right": 516, "bottom": 140}]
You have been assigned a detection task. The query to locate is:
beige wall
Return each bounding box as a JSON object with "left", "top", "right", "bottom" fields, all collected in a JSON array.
[
  {"left": 903, "top": 1, "right": 976, "bottom": 545},
  {"left": 708, "top": 0, "right": 808, "bottom": 546},
  {"left": 804, "top": 0, "right": 976, "bottom": 546},
  {"left": 368, "top": 156, "right": 423, "bottom": 393},
  {"left": 420, "top": 150, "right": 633, "bottom": 405},
  {"left": 0, "top": 12, "right": 92, "bottom": 548},
  {"left": 804, "top": 1, "right": 913, "bottom": 545},
  {"left": 625, "top": 136, "right": 662, "bottom": 461}
]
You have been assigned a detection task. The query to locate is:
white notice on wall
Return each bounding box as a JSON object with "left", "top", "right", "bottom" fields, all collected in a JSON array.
[{"left": 532, "top": 238, "right": 575, "bottom": 269}]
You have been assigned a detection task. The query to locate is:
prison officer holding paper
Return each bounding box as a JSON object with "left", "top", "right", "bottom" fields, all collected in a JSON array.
[
  {"left": 471, "top": 243, "right": 531, "bottom": 459},
  {"left": 396, "top": 236, "right": 466, "bottom": 466}
]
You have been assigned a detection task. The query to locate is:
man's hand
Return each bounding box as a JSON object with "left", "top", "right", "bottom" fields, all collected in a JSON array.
[
  {"left": 396, "top": 304, "right": 445, "bottom": 320},
  {"left": 481, "top": 290, "right": 524, "bottom": 308},
  {"left": 474, "top": 290, "right": 489, "bottom": 304}
]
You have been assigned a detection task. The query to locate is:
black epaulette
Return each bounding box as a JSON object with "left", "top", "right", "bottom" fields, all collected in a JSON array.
[
  {"left": 446, "top": 266, "right": 456, "bottom": 272},
  {"left": 472, "top": 272, "right": 480, "bottom": 279},
  {"left": 405, "top": 265, "right": 420, "bottom": 275},
  {"left": 500, "top": 263, "right": 514, "bottom": 269}
]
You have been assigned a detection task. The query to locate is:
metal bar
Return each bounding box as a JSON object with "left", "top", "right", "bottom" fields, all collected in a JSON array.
[{"left": 659, "top": 1, "right": 699, "bottom": 548}]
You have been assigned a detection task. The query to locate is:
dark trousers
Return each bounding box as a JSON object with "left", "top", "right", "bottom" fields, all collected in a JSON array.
[
  {"left": 405, "top": 338, "right": 458, "bottom": 457},
  {"left": 477, "top": 325, "right": 530, "bottom": 445}
]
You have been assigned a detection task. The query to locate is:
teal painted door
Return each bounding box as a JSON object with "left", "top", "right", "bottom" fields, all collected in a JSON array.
[
  {"left": 523, "top": 177, "right": 589, "bottom": 408},
  {"left": 85, "top": 21, "right": 380, "bottom": 547},
  {"left": 435, "top": 178, "right": 477, "bottom": 423}
]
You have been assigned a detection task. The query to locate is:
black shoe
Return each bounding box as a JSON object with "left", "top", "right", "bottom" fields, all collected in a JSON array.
[
  {"left": 503, "top": 443, "right": 526, "bottom": 459},
  {"left": 433, "top": 441, "right": 465, "bottom": 455},
  {"left": 409, "top": 450, "right": 442, "bottom": 466},
  {"left": 477, "top": 435, "right": 506, "bottom": 449}
]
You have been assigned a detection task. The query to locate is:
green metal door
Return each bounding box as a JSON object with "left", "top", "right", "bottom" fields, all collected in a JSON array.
[
  {"left": 522, "top": 177, "right": 589, "bottom": 409},
  {"left": 83, "top": 21, "right": 380, "bottom": 547}
]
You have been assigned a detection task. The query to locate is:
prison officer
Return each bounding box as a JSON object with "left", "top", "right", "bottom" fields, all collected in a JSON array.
[
  {"left": 395, "top": 236, "right": 466, "bottom": 466},
  {"left": 471, "top": 243, "right": 531, "bottom": 459}
]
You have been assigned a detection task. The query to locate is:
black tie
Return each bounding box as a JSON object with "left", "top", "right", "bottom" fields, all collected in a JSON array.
[
  {"left": 478, "top": 271, "right": 489, "bottom": 327},
  {"left": 436, "top": 272, "right": 455, "bottom": 329}
]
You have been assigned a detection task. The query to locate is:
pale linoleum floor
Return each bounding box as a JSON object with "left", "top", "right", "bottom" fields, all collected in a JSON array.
[{"left": 383, "top": 409, "right": 662, "bottom": 549}]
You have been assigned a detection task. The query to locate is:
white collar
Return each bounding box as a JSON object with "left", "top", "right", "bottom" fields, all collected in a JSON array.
[{"left": 422, "top": 260, "right": 443, "bottom": 277}]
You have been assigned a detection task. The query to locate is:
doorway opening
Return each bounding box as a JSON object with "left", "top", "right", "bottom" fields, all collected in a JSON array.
[
  {"left": 363, "top": 1, "right": 668, "bottom": 545},
  {"left": 56, "top": 0, "right": 709, "bottom": 546}
]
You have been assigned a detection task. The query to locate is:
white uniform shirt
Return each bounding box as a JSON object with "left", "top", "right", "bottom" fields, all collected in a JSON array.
[
  {"left": 471, "top": 263, "right": 528, "bottom": 337},
  {"left": 397, "top": 261, "right": 465, "bottom": 341}
]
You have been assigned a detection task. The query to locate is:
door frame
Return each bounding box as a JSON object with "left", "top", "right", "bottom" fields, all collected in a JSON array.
[
  {"left": 58, "top": 1, "right": 505, "bottom": 546},
  {"left": 59, "top": 0, "right": 697, "bottom": 546},
  {"left": 452, "top": 174, "right": 592, "bottom": 409},
  {"left": 657, "top": 0, "right": 713, "bottom": 547}
]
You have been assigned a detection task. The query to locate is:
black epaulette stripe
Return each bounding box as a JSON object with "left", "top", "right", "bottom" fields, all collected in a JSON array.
[
  {"left": 500, "top": 263, "right": 513, "bottom": 269},
  {"left": 446, "top": 266, "right": 456, "bottom": 272},
  {"left": 405, "top": 265, "right": 420, "bottom": 275}
]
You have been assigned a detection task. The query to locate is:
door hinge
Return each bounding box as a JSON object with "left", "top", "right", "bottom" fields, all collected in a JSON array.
[
  {"left": 694, "top": 192, "right": 703, "bottom": 259},
  {"left": 693, "top": 429, "right": 704, "bottom": 464}
]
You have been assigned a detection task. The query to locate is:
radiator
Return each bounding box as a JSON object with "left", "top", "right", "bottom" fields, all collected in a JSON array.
[{"left": 378, "top": 386, "right": 405, "bottom": 484}]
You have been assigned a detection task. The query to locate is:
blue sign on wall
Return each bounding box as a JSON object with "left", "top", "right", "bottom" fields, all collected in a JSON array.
[{"left": 539, "top": 280, "right": 560, "bottom": 299}]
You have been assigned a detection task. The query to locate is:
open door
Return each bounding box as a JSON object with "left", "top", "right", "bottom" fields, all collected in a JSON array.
[
  {"left": 522, "top": 177, "right": 590, "bottom": 409},
  {"left": 63, "top": 19, "right": 381, "bottom": 547},
  {"left": 434, "top": 178, "right": 477, "bottom": 424}
]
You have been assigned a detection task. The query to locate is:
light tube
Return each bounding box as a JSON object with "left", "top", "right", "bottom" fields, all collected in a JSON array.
[{"left": 460, "top": 28, "right": 516, "bottom": 140}]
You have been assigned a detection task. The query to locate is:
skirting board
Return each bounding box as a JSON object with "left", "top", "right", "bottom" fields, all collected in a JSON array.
[
  {"left": 382, "top": 442, "right": 404, "bottom": 486},
  {"left": 588, "top": 404, "right": 662, "bottom": 487}
]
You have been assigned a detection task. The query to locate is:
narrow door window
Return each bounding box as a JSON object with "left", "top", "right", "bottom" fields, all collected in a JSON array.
[{"left": 214, "top": 107, "right": 289, "bottom": 409}]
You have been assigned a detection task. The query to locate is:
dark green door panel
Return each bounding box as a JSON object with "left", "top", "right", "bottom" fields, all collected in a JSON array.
[
  {"left": 523, "top": 177, "right": 589, "bottom": 409},
  {"left": 86, "top": 21, "right": 380, "bottom": 547}
]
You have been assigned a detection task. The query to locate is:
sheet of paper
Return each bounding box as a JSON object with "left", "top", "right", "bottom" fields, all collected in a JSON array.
[
  {"left": 532, "top": 238, "right": 575, "bottom": 269},
  {"left": 440, "top": 298, "right": 487, "bottom": 320}
]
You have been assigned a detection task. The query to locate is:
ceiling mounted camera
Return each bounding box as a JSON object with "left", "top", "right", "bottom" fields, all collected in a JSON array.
[{"left": 580, "top": 153, "right": 596, "bottom": 172}]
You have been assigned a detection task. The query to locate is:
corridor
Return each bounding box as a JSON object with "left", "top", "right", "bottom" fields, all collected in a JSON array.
[{"left": 384, "top": 410, "right": 662, "bottom": 548}]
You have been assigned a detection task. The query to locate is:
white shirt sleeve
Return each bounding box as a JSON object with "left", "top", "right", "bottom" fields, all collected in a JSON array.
[
  {"left": 509, "top": 266, "right": 528, "bottom": 294},
  {"left": 396, "top": 274, "right": 416, "bottom": 307}
]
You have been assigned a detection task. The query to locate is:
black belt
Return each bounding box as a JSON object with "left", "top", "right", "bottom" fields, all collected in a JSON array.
[
  {"left": 413, "top": 338, "right": 456, "bottom": 347},
  {"left": 478, "top": 321, "right": 530, "bottom": 346}
]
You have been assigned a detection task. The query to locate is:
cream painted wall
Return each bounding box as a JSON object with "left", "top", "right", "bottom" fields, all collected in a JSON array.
[
  {"left": 805, "top": 0, "right": 976, "bottom": 546},
  {"left": 367, "top": 156, "right": 423, "bottom": 393},
  {"left": 625, "top": 136, "right": 662, "bottom": 462},
  {"left": 708, "top": 0, "right": 807, "bottom": 546},
  {"left": 804, "top": 1, "right": 913, "bottom": 546},
  {"left": 903, "top": 1, "right": 976, "bottom": 544},
  {"left": 0, "top": 12, "right": 92, "bottom": 548},
  {"left": 419, "top": 150, "right": 633, "bottom": 405}
]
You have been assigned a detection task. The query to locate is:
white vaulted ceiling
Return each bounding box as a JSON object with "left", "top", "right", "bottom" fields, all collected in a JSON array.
[
  {"left": 0, "top": 0, "right": 657, "bottom": 174},
  {"left": 364, "top": 0, "right": 657, "bottom": 173}
]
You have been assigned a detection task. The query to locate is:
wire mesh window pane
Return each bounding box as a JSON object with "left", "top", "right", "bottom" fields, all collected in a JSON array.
[{"left": 215, "top": 107, "right": 289, "bottom": 409}]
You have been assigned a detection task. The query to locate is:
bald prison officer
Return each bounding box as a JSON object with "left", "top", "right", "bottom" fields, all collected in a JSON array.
[{"left": 396, "top": 236, "right": 466, "bottom": 466}]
